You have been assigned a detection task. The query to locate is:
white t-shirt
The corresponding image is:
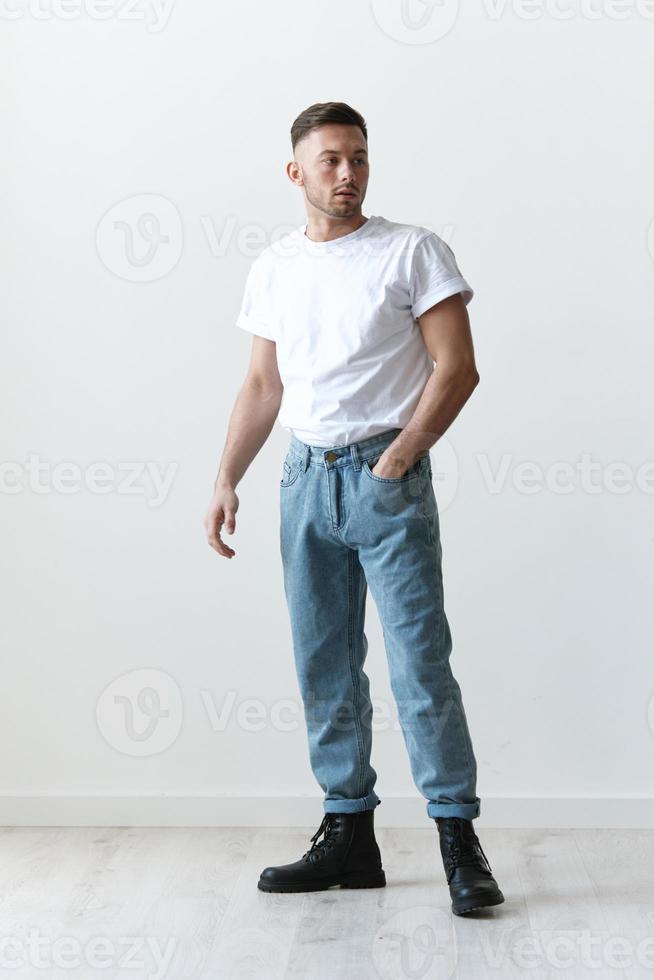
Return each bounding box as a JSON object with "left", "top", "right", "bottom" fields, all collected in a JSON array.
[{"left": 236, "top": 214, "right": 473, "bottom": 447}]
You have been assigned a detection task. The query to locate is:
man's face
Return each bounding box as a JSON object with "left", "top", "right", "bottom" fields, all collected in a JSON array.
[{"left": 291, "top": 124, "right": 369, "bottom": 218}]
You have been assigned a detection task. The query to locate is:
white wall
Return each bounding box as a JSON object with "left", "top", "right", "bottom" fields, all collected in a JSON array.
[{"left": 2, "top": 0, "right": 653, "bottom": 827}]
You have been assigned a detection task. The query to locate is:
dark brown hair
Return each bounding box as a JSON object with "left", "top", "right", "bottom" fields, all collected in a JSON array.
[{"left": 290, "top": 102, "right": 368, "bottom": 153}]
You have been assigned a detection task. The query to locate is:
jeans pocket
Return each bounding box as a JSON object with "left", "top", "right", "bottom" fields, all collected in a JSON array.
[
  {"left": 280, "top": 451, "right": 302, "bottom": 488},
  {"left": 362, "top": 452, "right": 428, "bottom": 484}
]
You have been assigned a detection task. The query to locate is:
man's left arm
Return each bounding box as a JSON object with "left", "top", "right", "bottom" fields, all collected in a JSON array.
[{"left": 372, "top": 293, "right": 480, "bottom": 478}]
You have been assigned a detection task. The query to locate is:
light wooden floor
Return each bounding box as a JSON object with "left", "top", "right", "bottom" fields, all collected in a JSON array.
[{"left": 0, "top": 826, "right": 652, "bottom": 979}]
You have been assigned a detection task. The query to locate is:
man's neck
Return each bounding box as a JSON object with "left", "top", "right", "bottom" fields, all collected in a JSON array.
[{"left": 303, "top": 214, "right": 368, "bottom": 244}]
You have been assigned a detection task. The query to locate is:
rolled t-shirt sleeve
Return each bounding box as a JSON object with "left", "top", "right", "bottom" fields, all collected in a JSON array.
[
  {"left": 236, "top": 256, "right": 276, "bottom": 341},
  {"left": 409, "top": 232, "right": 474, "bottom": 320}
]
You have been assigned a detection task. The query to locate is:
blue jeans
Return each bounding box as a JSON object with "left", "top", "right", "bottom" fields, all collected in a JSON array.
[{"left": 279, "top": 426, "right": 481, "bottom": 822}]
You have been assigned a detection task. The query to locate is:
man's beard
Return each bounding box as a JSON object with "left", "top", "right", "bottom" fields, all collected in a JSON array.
[{"left": 305, "top": 185, "right": 362, "bottom": 217}]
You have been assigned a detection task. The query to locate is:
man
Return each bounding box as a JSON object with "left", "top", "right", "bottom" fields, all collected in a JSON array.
[{"left": 204, "top": 102, "right": 504, "bottom": 915}]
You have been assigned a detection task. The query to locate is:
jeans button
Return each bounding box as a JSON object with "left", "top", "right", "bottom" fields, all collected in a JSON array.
[{"left": 325, "top": 451, "right": 338, "bottom": 463}]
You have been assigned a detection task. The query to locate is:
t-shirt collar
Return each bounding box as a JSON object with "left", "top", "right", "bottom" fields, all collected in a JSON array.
[{"left": 301, "top": 215, "right": 378, "bottom": 249}]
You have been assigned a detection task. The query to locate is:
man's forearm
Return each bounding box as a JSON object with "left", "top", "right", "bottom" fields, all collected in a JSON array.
[
  {"left": 214, "top": 379, "right": 283, "bottom": 490},
  {"left": 385, "top": 363, "right": 480, "bottom": 471}
]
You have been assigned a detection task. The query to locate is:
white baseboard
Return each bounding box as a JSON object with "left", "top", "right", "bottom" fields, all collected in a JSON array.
[{"left": 1, "top": 795, "right": 653, "bottom": 828}]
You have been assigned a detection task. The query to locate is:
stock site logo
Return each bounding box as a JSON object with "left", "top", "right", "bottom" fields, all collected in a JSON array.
[
  {"left": 96, "top": 193, "right": 183, "bottom": 282},
  {"left": 370, "top": 0, "right": 460, "bottom": 43}
]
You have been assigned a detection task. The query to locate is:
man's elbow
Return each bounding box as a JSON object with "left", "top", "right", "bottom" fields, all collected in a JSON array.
[
  {"left": 454, "top": 362, "right": 480, "bottom": 394},
  {"left": 435, "top": 356, "right": 480, "bottom": 391},
  {"left": 245, "top": 372, "right": 283, "bottom": 404}
]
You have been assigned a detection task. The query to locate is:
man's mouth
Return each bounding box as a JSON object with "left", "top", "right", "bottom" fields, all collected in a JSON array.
[{"left": 335, "top": 190, "right": 357, "bottom": 198}]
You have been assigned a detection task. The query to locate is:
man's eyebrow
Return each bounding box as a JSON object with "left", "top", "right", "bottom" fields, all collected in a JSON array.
[{"left": 317, "top": 147, "right": 368, "bottom": 157}]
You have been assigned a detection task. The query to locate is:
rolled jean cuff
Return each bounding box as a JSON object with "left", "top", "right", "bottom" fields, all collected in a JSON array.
[
  {"left": 427, "top": 797, "right": 481, "bottom": 821},
  {"left": 323, "top": 792, "right": 381, "bottom": 814}
]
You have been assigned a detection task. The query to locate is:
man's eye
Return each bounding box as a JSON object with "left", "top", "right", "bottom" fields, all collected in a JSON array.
[{"left": 322, "top": 157, "right": 366, "bottom": 164}]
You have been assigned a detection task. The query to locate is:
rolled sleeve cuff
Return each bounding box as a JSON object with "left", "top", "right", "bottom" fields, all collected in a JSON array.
[{"left": 412, "top": 276, "right": 474, "bottom": 320}]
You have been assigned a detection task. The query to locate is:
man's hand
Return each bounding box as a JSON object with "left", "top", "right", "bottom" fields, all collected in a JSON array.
[
  {"left": 204, "top": 482, "right": 239, "bottom": 558},
  {"left": 370, "top": 447, "right": 418, "bottom": 479}
]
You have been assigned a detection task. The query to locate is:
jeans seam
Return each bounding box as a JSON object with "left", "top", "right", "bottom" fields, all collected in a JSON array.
[
  {"left": 337, "top": 467, "right": 346, "bottom": 530},
  {"left": 442, "top": 610, "right": 477, "bottom": 784},
  {"left": 346, "top": 549, "right": 366, "bottom": 799},
  {"left": 421, "top": 471, "right": 434, "bottom": 546}
]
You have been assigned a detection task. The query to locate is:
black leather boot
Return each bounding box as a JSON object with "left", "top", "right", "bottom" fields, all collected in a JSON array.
[
  {"left": 435, "top": 816, "right": 505, "bottom": 915},
  {"left": 258, "top": 809, "right": 386, "bottom": 893}
]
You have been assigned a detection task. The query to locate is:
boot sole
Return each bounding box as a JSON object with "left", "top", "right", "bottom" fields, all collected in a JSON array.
[
  {"left": 452, "top": 889, "right": 505, "bottom": 915},
  {"left": 257, "top": 869, "right": 386, "bottom": 893}
]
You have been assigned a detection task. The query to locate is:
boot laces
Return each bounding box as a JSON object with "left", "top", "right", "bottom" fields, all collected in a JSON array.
[
  {"left": 439, "top": 818, "right": 493, "bottom": 883},
  {"left": 302, "top": 813, "right": 340, "bottom": 864}
]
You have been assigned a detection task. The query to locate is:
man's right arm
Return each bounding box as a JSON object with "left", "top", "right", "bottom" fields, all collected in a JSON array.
[{"left": 203, "top": 336, "right": 283, "bottom": 559}]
